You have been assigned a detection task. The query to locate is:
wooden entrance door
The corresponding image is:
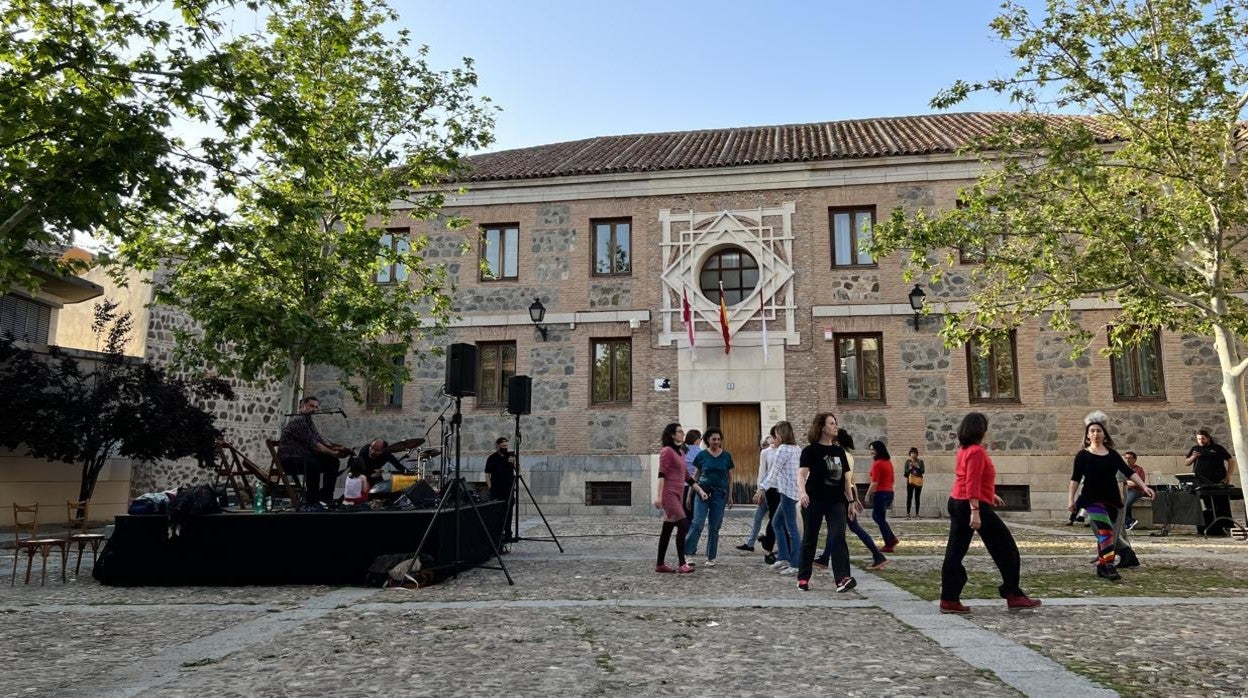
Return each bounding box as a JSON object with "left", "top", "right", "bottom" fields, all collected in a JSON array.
[{"left": 707, "top": 403, "right": 761, "bottom": 503}]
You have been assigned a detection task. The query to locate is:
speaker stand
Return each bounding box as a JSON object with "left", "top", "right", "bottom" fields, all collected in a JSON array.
[
  {"left": 508, "top": 413, "right": 563, "bottom": 551},
  {"left": 407, "top": 395, "right": 514, "bottom": 585}
]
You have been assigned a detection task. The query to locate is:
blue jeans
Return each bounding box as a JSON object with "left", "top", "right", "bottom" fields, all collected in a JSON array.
[
  {"left": 774, "top": 495, "right": 801, "bottom": 566},
  {"left": 848, "top": 515, "right": 885, "bottom": 562},
  {"left": 744, "top": 499, "right": 768, "bottom": 546},
  {"left": 685, "top": 489, "right": 727, "bottom": 559},
  {"left": 1124, "top": 488, "right": 1142, "bottom": 522},
  {"left": 872, "top": 491, "right": 896, "bottom": 544}
]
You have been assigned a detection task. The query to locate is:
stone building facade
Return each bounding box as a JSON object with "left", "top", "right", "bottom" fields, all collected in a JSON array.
[{"left": 292, "top": 113, "right": 1229, "bottom": 518}]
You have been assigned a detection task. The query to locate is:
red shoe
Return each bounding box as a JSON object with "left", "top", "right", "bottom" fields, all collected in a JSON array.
[
  {"left": 880, "top": 544, "right": 896, "bottom": 554},
  {"left": 677, "top": 564, "right": 695, "bottom": 574},
  {"left": 939, "top": 600, "right": 971, "bottom": 614},
  {"left": 1006, "top": 594, "right": 1042, "bottom": 611},
  {"left": 655, "top": 564, "right": 676, "bottom": 573}
]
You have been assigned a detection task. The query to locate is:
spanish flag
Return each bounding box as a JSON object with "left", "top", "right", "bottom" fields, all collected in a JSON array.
[{"left": 718, "top": 282, "right": 731, "bottom": 354}]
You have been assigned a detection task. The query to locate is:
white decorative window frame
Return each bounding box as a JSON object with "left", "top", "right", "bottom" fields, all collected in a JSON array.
[{"left": 658, "top": 203, "right": 799, "bottom": 347}]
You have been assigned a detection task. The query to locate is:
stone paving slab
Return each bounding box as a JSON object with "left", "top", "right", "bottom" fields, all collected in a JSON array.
[
  {"left": 143, "top": 606, "right": 1022, "bottom": 697},
  {"left": 970, "top": 603, "right": 1248, "bottom": 697},
  {"left": 0, "top": 609, "right": 259, "bottom": 696}
]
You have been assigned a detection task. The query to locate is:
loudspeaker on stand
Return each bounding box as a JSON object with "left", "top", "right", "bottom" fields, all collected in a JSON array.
[{"left": 445, "top": 343, "right": 478, "bottom": 397}]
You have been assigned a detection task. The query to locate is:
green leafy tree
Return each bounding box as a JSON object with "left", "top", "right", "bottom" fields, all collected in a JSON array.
[
  {"left": 0, "top": 300, "right": 235, "bottom": 503},
  {"left": 128, "top": 0, "right": 495, "bottom": 412},
  {"left": 0, "top": 0, "right": 264, "bottom": 292},
  {"left": 872, "top": 0, "right": 1248, "bottom": 494}
]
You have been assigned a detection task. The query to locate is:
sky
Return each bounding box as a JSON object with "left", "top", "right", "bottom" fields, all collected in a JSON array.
[{"left": 397, "top": 0, "right": 1028, "bottom": 153}]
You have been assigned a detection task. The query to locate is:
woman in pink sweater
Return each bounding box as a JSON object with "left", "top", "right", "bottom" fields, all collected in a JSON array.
[
  {"left": 655, "top": 423, "right": 701, "bottom": 573},
  {"left": 939, "top": 412, "right": 1041, "bottom": 614}
]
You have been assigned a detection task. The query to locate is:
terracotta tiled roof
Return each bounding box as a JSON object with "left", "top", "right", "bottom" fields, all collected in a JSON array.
[{"left": 460, "top": 112, "right": 1118, "bottom": 182}]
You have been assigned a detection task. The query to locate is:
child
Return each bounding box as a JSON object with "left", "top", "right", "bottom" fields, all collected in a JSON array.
[{"left": 343, "top": 460, "right": 370, "bottom": 507}]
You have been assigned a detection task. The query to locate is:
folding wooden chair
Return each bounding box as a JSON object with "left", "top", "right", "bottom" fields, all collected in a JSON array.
[
  {"left": 12, "top": 504, "right": 67, "bottom": 585},
  {"left": 66, "top": 501, "right": 107, "bottom": 575}
]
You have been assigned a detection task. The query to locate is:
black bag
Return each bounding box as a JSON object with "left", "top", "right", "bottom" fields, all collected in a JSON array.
[{"left": 169, "top": 484, "right": 222, "bottom": 535}]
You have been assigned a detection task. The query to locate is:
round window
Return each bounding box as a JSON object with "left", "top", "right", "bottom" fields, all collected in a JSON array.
[{"left": 699, "top": 248, "right": 759, "bottom": 306}]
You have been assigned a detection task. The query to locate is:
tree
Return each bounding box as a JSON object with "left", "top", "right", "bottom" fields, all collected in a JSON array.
[
  {"left": 0, "top": 300, "right": 235, "bottom": 503},
  {"left": 0, "top": 0, "right": 267, "bottom": 293},
  {"left": 126, "top": 0, "right": 495, "bottom": 412},
  {"left": 871, "top": 0, "right": 1248, "bottom": 496}
]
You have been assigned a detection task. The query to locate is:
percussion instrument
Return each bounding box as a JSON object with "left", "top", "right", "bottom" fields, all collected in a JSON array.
[
  {"left": 419, "top": 448, "right": 442, "bottom": 460},
  {"left": 388, "top": 437, "right": 425, "bottom": 453}
]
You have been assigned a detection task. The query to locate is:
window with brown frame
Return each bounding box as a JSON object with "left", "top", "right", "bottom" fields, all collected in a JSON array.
[
  {"left": 1110, "top": 331, "right": 1166, "bottom": 401},
  {"left": 376, "top": 229, "right": 410, "bottom": 283},
  {"left": 481, "top": 225, "right": 519, "bottom": 281},
  {"left": 829, "top": 206, "right": 876, "bottom": 267},
  {"left": 835, "top": 333, "right": 885, "bottom": 402},
  {"left": 967, "top": 332, "right": 1020, "bottom": 402},
  {"left": 366, "top": 352, "right": 405, "bottom": 408},
  {"left": 592, "top": 218, "right": 632, "bottom": 276},
  {"left": 476, "top": 342, "right": 516, "bottom": 407},
  {"left": 591, "top": 339, "right": 632, "bottom": 404}
]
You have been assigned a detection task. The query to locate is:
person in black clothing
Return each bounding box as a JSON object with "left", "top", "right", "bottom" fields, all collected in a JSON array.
[
  {"left": 1068, "top": 412, "right": 1152, "bottom": 581},
  {"left": 484, "top": 437, "right": 517, "bottom": 542},
  {"left": 277, "top": 396, "right": 349, "bottom": 506},
  {"left": 796, "top": 412, "right": 860, "bottom": 593},
  {"left": 1185, "top": 429, "right": 1238, "bottom": 535},
  {"left": 355, "top": 439, "right": 406, "bottom": 486}
]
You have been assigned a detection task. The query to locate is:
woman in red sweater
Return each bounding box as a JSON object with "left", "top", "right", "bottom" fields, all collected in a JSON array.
[{"left": 939, "top": 412, "right": 1041, "bottom": 614}]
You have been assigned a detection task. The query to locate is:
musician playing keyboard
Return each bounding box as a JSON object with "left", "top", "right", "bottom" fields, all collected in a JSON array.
[
  {"left": 277, "top": 396, "right": 351, "bottom": 507},
  {"left": 1186, "top": 429, "right": 1238, "bottom": 536}
]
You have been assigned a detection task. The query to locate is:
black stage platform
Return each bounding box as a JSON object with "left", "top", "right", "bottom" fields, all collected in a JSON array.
[{"left": 94, "top": 501, "right": 505, "bottom": 586}]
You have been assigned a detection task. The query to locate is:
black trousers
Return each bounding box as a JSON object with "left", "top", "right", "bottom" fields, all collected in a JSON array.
[
  {"left": 941, "top": 498, "right": 1023, "bottom": 602},
  {"left": 757, "top": 488, "right": 781, "bottom": 551},
  {"left": 798, "top": 499, "right": 849, "bottom": 582},
  {"left": 491, "top": 483, "right": 517, "bottom": 541},
  {"left": 282, "top": 453, "right": 340, "bottom": 504}
]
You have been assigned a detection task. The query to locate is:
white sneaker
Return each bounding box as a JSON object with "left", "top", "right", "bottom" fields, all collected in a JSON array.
[
  {"left": 771, "top": 560, "right": 787, "bottom": 570},
  {"left": 774, "top": 561, "right": 791, "bottom": 572},
  {"left": 779, "top": 565, "right": 798, "bottom": 575},
  {"left": 705, "top": 559, "right": 717, "bottom": 567},
  {"left": 686, "top": 557, "right": 697, "bottom": 566}
]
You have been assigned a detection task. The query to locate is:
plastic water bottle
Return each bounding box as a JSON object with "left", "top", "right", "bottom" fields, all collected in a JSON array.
[{"left": 254, "top": 483, "right": 265, "bottom": 513}]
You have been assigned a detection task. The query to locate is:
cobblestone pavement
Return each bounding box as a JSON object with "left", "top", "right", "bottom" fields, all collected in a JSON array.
[{"left": 1, "top": 514, "right": 1246, "bottom": 696}]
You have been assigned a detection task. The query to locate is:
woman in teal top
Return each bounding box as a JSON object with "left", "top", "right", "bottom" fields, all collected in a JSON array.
[{"left": 683, "top": 428, "right": 735, "bottom": 565}]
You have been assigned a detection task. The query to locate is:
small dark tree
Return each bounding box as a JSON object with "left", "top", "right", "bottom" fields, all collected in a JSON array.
[{"left": 0, "top": 299, "right": 235, "bottom": 503}]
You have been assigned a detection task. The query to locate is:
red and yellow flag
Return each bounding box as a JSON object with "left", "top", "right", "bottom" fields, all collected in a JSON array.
[{"left": 718, "top": 282, "right": 731, "bottom": 354}]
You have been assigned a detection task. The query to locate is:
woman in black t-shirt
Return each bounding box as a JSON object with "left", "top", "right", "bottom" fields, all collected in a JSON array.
[
  {"left": 1068, "top": 413, "right": 1152, "bottom": 581},
  {"left": 795, "top": 412, "right": 861, "bottom": 593}
]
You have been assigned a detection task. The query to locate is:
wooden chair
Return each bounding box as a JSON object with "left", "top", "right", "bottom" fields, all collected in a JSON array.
[
  {"left": 264, "top": 439, "right": 305, "bottom": 509},
  {"left": 214, "top": 439, "right": 258, "bottom": 510},
  {"left": 12, "top": 504, "right": 68, "bottom": 585},
  {"left": 66, "top": 501, "right": 107, "bottom": 575}
]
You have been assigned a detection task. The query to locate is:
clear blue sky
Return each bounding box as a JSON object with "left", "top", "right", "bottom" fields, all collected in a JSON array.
[{"left": 401, "top": 0, "right": 1028, "bottom": 153}]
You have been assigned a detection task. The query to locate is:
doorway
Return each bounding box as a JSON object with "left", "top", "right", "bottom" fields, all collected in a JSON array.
[{"left": 706, "top": 403, "right": 761, "bottom": 503}]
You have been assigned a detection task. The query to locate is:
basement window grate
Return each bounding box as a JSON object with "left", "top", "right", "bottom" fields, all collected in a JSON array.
[
  {"left": 996, "top": 485, "right": 1031, "bottom": 512},
  {"left": 586, "top": 481, "right": 631, "bottom": 507}
]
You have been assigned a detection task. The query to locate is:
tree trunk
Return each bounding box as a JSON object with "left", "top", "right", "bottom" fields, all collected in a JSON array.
[
  {"left": 78, "top": 454, "right": 107, "bottom": 504},
  {"left": 279, "top": 352, "right": 305, "bottom": 417},
  {"left": 1211, "top": 324, "right": 1248, "bottom": 499}
]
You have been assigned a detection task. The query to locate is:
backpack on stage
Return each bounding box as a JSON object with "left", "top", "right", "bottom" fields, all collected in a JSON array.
[{"left": 169, "top": 484, "right": 222, "bottom": 535}]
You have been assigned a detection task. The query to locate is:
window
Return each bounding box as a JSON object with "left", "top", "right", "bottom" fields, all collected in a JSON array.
[
  {"left": 367, "top": 352, "right": 405, "bottom": 408},
  {"left": 591, "top": 339, "right": 631, "bottom": 404},
  {"left": 376, "top": 229, "right": 410, "bottom": 283},
  {"left": 830, "top": 206, "right": 876, "bottom": 267},
  {"left": 476, "top": 342, "right": 517, "bottom": 407},
  {"left": 995, "top": 485, "right": 1031, "bottom": 511},
  {"left": 699, "top": 247, "right": 759, "bottom": 305},
  {"left": 481, "top": 225, "right": 519, "bottom": 281},
  {"left": 835, "top": 333, "right": 885, "bottom": 402},
  {"left": 967, "top": 333, "right": 1019, "bottom": 402},
  {"left": 956, "top": 200, "right": 1004, "bottom": 264},
  {"left": 592, "top": 218, "right": 631, "bottom": 276},
  {"left": 1111, "top": 331, "right": 1166, "bottom": 400},
  {"left": 586, "top": 481, "right": 632, "bottom": 506},
  {"left": 0, "top": 294, "right": 52, "bottom": 344}
]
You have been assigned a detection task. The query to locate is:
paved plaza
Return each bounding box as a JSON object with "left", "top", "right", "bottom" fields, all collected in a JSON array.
[{"left": 2, "top": 513, "right": 1248, "bottom": 697}]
